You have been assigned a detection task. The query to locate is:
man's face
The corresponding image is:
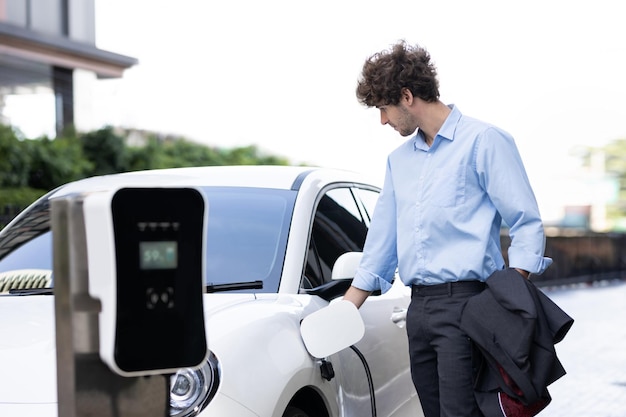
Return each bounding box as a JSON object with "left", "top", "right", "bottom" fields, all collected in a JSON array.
[{"left": 377, "top": 103, "right": 418, "bottom": 137}]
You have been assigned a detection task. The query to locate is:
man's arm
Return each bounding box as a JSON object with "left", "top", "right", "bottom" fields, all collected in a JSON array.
[
  {"left": 343, "top": 285, "right": 371, "bottom": 309},
  {"left": 477, "top": 128, "right": 552, "bottom": 275}
]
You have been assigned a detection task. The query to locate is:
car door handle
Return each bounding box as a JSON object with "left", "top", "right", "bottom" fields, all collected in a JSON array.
[{"left": 391, "top": 307, "right": 407, "bottom": 328}]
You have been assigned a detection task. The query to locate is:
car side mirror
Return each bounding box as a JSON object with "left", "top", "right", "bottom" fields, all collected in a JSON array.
[
  {"left": 332, "top": 251, "right": 382, "bottom": 297},
  {"left": 300, "top": 299, "right": 365, "bottom": 359},
  {"left": 331, "top": 251, "right": 362, "bottom": 280}
]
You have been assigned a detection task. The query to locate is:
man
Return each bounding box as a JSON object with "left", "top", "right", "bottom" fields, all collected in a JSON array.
[{"left": 343, "top": 41, "right": 552, "bottom": 417}]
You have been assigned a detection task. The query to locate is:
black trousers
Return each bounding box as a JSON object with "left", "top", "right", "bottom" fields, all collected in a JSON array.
[{"left": 406, "top": 281, "right": 485, "bottom": 417}]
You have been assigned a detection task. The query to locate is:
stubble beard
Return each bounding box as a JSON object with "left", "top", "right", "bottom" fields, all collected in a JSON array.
[{"left": 396, "top": 107, "right": 418, "bottom": 137}]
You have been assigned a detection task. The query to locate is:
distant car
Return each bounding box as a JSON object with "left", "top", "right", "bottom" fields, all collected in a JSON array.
[{"left": 0, "top": 165, "right": 423, "bottom": 417}]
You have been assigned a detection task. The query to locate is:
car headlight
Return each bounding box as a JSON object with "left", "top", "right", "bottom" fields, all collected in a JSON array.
[{"left": 169, "top": 352, "right": 220, "bottom": 417}]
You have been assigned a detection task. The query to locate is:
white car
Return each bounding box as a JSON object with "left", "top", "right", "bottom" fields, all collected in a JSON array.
[{"left": 0, "top": 165, "right": 422, "bottom": 417}]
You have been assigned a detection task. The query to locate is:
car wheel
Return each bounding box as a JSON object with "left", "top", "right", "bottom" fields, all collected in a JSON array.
[{"left": 282, "top": 405, "right": 310, "bottom": 417}]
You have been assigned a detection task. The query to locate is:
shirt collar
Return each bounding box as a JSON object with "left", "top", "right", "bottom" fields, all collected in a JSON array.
[{"left": 413, "top": 104, "right": 462, "bottom": 151}]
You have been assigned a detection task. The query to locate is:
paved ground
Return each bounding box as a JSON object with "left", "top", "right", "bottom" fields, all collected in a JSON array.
[{"left": 536, "top": 279, "right": 626, "bottom": 417}]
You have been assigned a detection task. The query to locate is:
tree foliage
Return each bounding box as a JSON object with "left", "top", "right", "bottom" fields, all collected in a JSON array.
[
  {"left": 0, "top": 124, "right": 31, "bottom": 187},
  {"left": 27, "top": 134, "right": 93, "bottom": 190},
  {"left": 81, "top": 126, "right": 128, "bottom": 176},
  {"left": 602, "top": 140, "right": 626, "bottom": 222},
  {"left": 0, "top": 124, "right": 293, "bottom": 214},
  {"left": 578, "top": 138, "right": 626, "bottom": 228}
]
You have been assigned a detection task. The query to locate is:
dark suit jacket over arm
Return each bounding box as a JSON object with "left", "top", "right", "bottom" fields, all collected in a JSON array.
[{"left": 460, "top": 268, "right": 574, "bottom": 416}]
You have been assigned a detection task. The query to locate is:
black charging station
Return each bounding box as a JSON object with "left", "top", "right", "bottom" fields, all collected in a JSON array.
[{"left": 109, "top": 187, "right": 207, "bottom": 374}]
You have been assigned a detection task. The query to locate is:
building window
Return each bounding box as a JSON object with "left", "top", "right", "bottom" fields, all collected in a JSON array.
[
  {"left": 0, "top": 56, "right": 55, "bottom": 138},
  {"left": 2, "top": 0, "right": 65, "bottom": 36}
]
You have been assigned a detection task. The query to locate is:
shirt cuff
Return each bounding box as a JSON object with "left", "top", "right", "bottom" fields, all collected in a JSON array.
[
  {"left": 509, "top": 253, "right": 553, "bottom": 275},
  {"left": 352, "top": 268, "right": 394, "bottom": 294}
]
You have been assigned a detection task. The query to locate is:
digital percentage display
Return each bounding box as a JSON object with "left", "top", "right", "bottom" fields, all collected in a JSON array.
[{"left": 139, "top": 241, "right": 178, "bottom": 270}]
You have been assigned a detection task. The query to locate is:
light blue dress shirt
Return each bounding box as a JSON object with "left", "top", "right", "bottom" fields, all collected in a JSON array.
[{"left": 352, "top": 105, "right": 552, "bottom": 293}]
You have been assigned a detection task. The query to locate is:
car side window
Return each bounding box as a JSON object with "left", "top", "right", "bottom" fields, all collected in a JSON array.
[
  {"left": 304, "top": 187, "right": 369, "bottom": 289},
  {"left": 353, "top": 188, "right": 380, "bottom": 224}
]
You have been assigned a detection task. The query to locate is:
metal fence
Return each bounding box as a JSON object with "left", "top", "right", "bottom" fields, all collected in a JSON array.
[{"left": 502, "top": 232, "right": 626, "bottom": 286}]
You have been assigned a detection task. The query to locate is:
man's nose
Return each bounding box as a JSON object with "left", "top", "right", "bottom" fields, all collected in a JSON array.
[{"left": 379, "top": 110, "right": 388, "bottom": 125}]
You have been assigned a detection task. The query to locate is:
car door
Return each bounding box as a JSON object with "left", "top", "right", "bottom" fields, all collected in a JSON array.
[{"left": 304, "top": 186, "right": 420, "bottom": 417}]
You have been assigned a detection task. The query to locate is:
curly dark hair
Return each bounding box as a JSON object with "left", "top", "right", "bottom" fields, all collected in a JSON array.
[{"left": 356, "top": 40, "right": 440, "bottom": 107}]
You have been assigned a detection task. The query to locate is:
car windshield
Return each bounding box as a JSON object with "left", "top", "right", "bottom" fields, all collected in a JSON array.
[{"left": 0, "top": 186, "right": 296, "bottom": 294}]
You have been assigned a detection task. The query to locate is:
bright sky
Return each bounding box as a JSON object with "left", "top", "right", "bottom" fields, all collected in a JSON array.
[{"left": 90, "top": 0, "right": 626, "bottom": 221}]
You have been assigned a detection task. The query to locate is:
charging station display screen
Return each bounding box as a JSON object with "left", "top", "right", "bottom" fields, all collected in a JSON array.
[{"left": 139, "top": 241, "right": 178, "bottom": 270}]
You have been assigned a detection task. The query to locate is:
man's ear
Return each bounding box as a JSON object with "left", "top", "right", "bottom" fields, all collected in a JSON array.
[{"left": 401, "top": 88, "right": 414, "bottom": 105}]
